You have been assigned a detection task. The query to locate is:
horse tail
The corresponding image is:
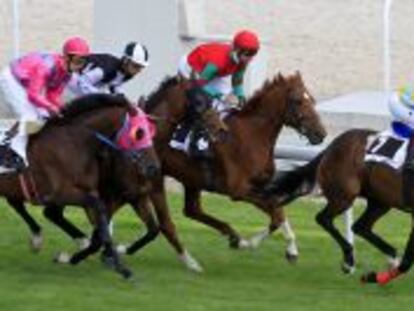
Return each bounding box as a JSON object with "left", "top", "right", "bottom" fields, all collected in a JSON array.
[{"left": 262, "top": 152, "right": 324, "bottom": 206}]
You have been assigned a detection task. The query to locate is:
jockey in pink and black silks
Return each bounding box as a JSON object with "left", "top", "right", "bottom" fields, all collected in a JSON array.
[
  {"left": 177, "top": 30, "right": 260, "bottom": 158},
  {"left": 0, "top": 36, "right": 90, "bottom": 170}
]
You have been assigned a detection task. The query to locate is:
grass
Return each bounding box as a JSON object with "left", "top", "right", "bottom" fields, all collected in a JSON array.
[{"left": 0, "top": 193, "right": 413, "bottom": 311}]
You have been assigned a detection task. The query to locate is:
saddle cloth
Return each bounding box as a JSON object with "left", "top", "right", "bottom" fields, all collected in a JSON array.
[
  {"left": 169, "top": 99, "right": 237, "bottom": 153},
  {"left": 365, "top": 130, "right": 409, "bottom": 170}
]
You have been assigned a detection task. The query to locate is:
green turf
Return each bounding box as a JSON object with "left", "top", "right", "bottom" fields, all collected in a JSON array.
[{"left": 0, "top": 193, "right": 412, "bottom": 311}]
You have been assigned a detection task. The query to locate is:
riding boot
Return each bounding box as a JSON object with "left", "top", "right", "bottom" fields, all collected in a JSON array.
[
  {"left": 402, "top": 137, "right": 414, "bottom": 206},
  {"left": 0, "top": 122, "right": 25, "bottom": 171},
  {"left": 189, "top": 123, "right": 212, "bottom": 160}
]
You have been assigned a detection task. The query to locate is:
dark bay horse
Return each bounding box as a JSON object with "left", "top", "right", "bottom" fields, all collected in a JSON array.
[
  {"left": 137, "top": 72, "right": 327, "bottom": 271},
  {"left": 261, "top": 128, "right": 414, "bottom": 285},
  {"left": 4, "top": 79, "right": 199, "bottom": 270},
  {"left": 1, "top": 93, "right": 159, "bottom": 278}
]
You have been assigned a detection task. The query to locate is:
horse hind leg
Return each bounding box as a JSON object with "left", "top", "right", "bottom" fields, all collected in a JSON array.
[
  {"left": 352, "top": 200, "right": 398, "bottom": 268},
  {"left": 316, "top": 201, "right": 355, "bottom": 274},
  {"left": 7, "top": 198, "right": 43, "bottom": 252},
  {"left": 43, "top": 204, "right": 90, "bottom": 249}
]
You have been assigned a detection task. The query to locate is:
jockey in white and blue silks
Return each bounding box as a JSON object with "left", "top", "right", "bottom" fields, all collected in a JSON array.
[
  {"left": 389, "top": 86, "right": 414, "bottom": 170},
  {"left": 389, "top": 87, "right": 414, "bottom": 138}
]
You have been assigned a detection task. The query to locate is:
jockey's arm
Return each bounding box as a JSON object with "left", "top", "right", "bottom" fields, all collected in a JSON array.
[
  {"left": 27, "top": 68, "right": 59, "bottom": 113},
  {"left": 197, "top": 63, "right": 222, "bottom": 99},
  {"left": 69, "top": 67, "right": 104, "bottom": 95},
  {"left": 46, "top": 83, "right": 66, "bottom": 111},
  {"left": 231, "top": 69, "right": 246, "bottom": 103}
]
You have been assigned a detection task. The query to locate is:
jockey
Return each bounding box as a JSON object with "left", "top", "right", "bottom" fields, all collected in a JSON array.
[
  {"left": 389, "top": 86, "right": 414, "bottom": 202},
  {"left": 68, "top": 42, "right": 149, "bottom": 96},
  {"left": 177, "top": 30, "right": 260, "bottom": 157},
  {"left": 0, "top": 36, "right": 90, "bottom": 170}
]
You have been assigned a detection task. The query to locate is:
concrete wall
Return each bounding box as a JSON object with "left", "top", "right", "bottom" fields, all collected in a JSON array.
[
  {"left": 2, "top": 0, "right": 414, "bottom": 99},
  {"left": 94, "top": 0, "right": 181, "bottom": 98},
  {"left": 0, "top": 0, "right": 93, "bottom": 65}
]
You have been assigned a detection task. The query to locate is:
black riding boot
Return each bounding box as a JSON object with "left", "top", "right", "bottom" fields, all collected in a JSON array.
[
  {"left": 0, "top": 122, "right": 25, "bottom": 171},
  {"left": 402, "top": 138, "right": 414, "bottom": 206},
  {"left": 0, "top": 144, "right": 25, "bottom": 171},
  {"left": 189, "top": 122, "right": 212, "bottom": 159}
]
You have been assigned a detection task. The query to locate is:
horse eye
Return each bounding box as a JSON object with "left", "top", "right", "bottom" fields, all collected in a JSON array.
[{"left": 135, "top": 128, "right": 145, "bottom": 140}]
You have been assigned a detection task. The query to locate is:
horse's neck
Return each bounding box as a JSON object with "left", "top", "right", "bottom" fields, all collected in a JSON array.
[
  {"left": 236, "top": 88, "right": 286, "bottom": 146},
  {"left": 149, "top": 90, "right": 186, "bottom": 142},
  {"left": 77, "top": 107, "right": 126, "bottom": 135}
]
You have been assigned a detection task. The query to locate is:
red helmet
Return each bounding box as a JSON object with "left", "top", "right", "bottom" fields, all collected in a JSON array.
[
  {"left": 233, "top": 30, "right": 260, "bottom": 53},
  {"left": 62, "top": 37, "right": 90, "bottom": 56}
]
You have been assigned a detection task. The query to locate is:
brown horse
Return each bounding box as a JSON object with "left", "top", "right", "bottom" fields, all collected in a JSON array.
[
  {"left": 136, "top": 71, "right": 327, "bottom": 271},
  {"left": 261, "top": 128, "right": 414, "bottom": 285},
  {"left": 1, "top": 93, "right": 160, "bottom": 278},
  {"left": 4, "top": 79, "right": 197, "bottom": 269}
]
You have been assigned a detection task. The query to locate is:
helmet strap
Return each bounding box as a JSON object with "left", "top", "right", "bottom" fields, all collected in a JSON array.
[{"left": 230, "top": 50, "right": 240, "bottom": 64}]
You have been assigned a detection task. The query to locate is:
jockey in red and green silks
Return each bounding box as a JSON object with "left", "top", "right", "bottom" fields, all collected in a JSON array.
[
  {"left": 177, "top": 30, "right": 260, "bottom": 158},
  {"left": 178, "top": 30, "right": 260, "bottom": 110}
]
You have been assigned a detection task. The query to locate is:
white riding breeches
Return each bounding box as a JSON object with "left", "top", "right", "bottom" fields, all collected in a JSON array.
[{"left": 0, "top": 67, "right": 48, "bottom": 163}]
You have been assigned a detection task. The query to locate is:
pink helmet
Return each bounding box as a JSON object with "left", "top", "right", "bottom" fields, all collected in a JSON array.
[
  {"left": 62, "top": 37, "right": 90, "bottom": 56},
  {"left": 233, "top": 30, "right": 260, "bottom": 53}
]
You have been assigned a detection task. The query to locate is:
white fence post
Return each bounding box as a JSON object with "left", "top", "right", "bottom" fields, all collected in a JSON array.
[{"left": 12, "top": 0, "right": 20, "bottom": 58}]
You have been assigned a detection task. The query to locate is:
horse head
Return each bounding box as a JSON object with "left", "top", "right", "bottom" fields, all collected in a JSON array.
[
  {"left": 281, "top": 71, "right": 327, "bottom": 145},
  {"left": 46, "top": 94, "right": 160, "bottom": 179}
]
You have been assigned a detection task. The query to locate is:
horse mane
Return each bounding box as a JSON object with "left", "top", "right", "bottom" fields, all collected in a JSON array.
[
  {"left": 145, "top": 75, "right": 181, "bottom": 113},
  {"left": 45, "top": 93, "right": 131, "bottom": 127},
  {"left": 239, "top": 74, "right": 286, "bottom": 114}
]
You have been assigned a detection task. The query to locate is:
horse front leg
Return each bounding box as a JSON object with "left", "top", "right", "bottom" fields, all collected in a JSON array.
[
  {"left": 184, "top": 186, "right": 249, "bottom": 249},
  {"left": 116, "top": 196, "right": 160, "bottom": 255},
  {"left": 151, "top": 178, "right": 203, "bottom": 273},
  {"left": 7, "top": 198, "right": 43, "bottom": 252},
  {"left": 68, "top": 194, "right": 132, "bottom": 279},
  {"left": 245, "top": 196, "right": 298, "bottom": 262},
  {"left": 362, "top": 212, "right": 414, "bottom": 285},
  {"left": 352, "top": 200, "right": 398, "bottom": 268}
]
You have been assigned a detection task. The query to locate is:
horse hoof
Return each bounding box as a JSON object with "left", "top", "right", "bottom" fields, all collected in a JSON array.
[
  {"left": 30, "top": 234, "right": 43, "bottom": 253},
  {"left": 179, "top": 250, "right": 204, "bottom": 273},
  {"left": 341, "top": 262, "right": 356, "bottom": 274},
  {"left": 387, "top": 257, "right": 401, "bottom": 269},
  {"left": 361, "top": 271, "right": 377, "bottom": 284},
  {"left": 120, "top": 268, "right": 133, "bottom": 280},
  {"left": 54, "top": 252, "right": 71, "bottom": 264},
  {"left": 285, "top": 251, "right": 298, "bottom": 264},
  {"left": 238, "top": 239, "right": 252, "bottom": 249},
  {"left": 100, "top": 254, "right": 117, "bottom": 269},
  {"left": 249, "top": 237, "right": 262, "bottom": 249},
  {"left": 116, "top": 244, "right": 127, "bottom": 255},
  {"left": 76, "top": 238, "right": 90, "bottom": 250}
]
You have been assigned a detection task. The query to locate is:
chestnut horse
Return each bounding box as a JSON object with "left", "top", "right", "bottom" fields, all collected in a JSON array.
[
  {"left": 262, "top": 128, "right": 414, "bottom": 285},
  {"left": 134, "top": 71, "right": 327, "bottom": 271}
]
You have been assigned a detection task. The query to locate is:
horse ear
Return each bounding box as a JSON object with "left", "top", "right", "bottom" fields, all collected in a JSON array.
[{"left": 277, "top": 73, "right": 286, "bottom": 84}]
